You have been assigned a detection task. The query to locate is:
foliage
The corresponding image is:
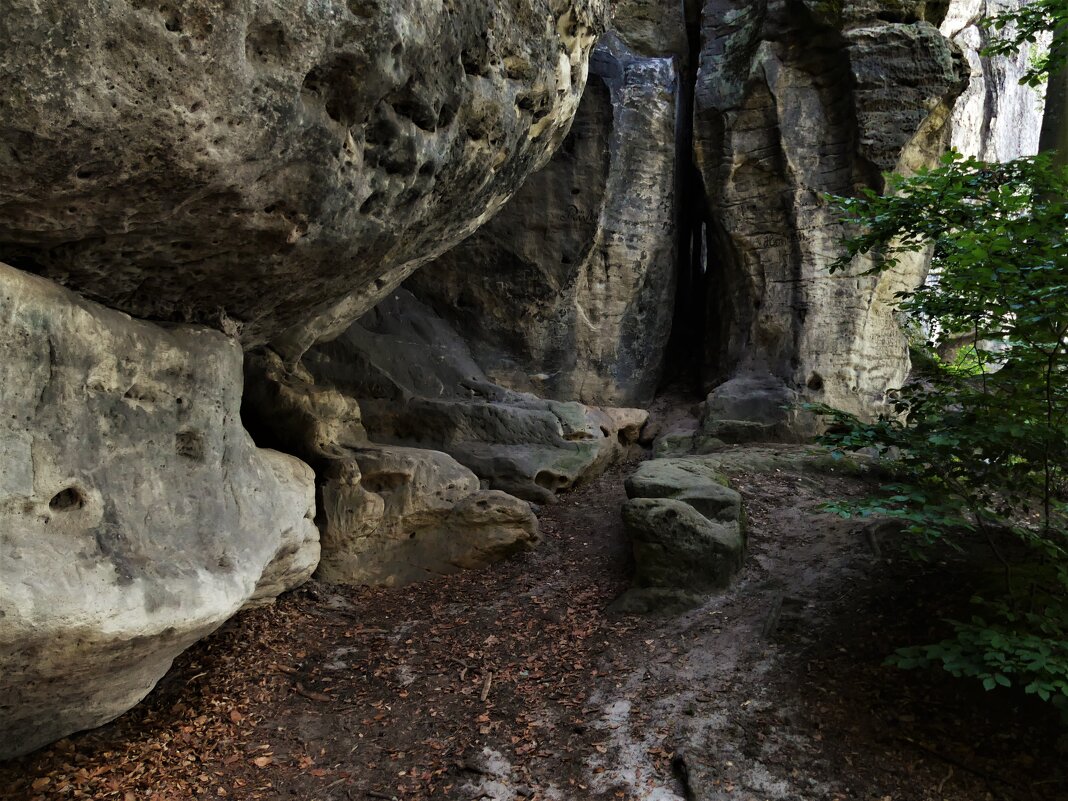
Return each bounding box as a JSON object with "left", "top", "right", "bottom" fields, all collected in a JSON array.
[
  {"left": 813, "top": 152, "right": 1068, "bottom": 703},
  {"left": 982, "top": 0, "right": 1068, "bottom": 86}
]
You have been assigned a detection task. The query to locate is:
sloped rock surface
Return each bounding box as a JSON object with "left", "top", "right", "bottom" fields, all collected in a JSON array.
[
  {"left": 406, "top": 34, "right": 679, "bottom": 407},
  {"left": 615, "top": 456, "right": 746, "bottom": 613},
  {"left": 695, "top": 0, "right": 967, "bottom": 435},
  {"left": 0, "top": 262, "right": 318, "bottom": 760},
  {"left": 300, "top": 290, "right": 647, "bottom": 503},
  {"left": 0, "top": 0, "right": 606, "bottom": 344},
  {"left": 243, "top": 350, "right": 539, "bottom": 587}
]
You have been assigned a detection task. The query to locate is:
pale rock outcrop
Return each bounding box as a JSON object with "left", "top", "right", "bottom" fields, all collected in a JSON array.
[
  {"left": 615, "top": 457, "right": 746, "bottom": 613},
  {"left": 298, "top": 290, "right": 648, "bottom": 504},
  {"left": 0, "top": 262, "right": 318, "bottom": 760},
  {"left": 242, "top": 350, "right": 539, "bottom": 587},
  {"left": 0, "top": 0, "right": 607, "bottom": 344},
  {"left": 695, "top": 0, "right": 968, "bottom": 436},
  {"left": 406, "top": 34, "right": 679, "bottom": 408},
  {"left": 941, "top": 0, "right": 1048, "bottom": 159}
]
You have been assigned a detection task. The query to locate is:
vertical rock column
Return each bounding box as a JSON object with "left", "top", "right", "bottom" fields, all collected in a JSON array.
[
  {"left": 694, "top": 0, "right": 968, "bottom": 438},
  {"left": 406, "top": 34, "right": 680, "bottom": 408}
]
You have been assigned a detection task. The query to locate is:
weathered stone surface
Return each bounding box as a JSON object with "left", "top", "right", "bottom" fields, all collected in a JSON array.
[
  {"left": 242, "top": 349, "right": 539, "bottom": 587},
  {"left": 299, "top": 290, "right": 647, "bottom": 503},
  {"left": 406, "top": 35, "right": 678, "bottom": 408},
  {"left": 615, "top": 498, "right": 745, "bottom": 614},
  {"left": 318, "top": 446, "right": 538, "bottom": 587},
  {"left": 610, "top": 0, "right": 690, "bottom": 62},
  {"left": 615, "top": 456, "right": 745, "bottom": 613},
  {"left": 941, "top": 0, "right": 1048, "bottom": 159},
  {"left": 0, "top": 262, "right": 318, "bottom": 759},
  {"left": 0, "top": 0, "right": 606, "bottom": 344},
  {"left": 625, "top": 458, "right": 741, "bottom": 522},
  {"left": 695, "top": 0, "right": 968, "bottom": 435}
]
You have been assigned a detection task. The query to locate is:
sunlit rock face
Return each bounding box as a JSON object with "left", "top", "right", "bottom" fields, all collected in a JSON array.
[
  {"left": 0, "top": 0, "right": 606, "bottom": 344},
  {"left": 0, "top": 262, "right": 318, "bottom": 760},
  {"left": 694, "top": 0, "right": 968, "bottom": 437},
  {"left": 406, "top": 35, "right": 680, "bottom": 408},
  {"left": 941, "top": 0, "right": 1047, "bottom": 160}
]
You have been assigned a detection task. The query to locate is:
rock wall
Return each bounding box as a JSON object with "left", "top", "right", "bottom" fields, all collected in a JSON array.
[
  {"left": 405, "top": 34, "right": 680, "bottom": 408},
  {"left": 292, "top": 290, "right": 647, "bottom": 504},
  {"left": 0, "top": 0, "right": 607, "bottom": 344},
  {"left": 0, "top": 262, "right": 318, "bottom": 759},
  {"left": 941, "top": 0, "right": 1048, "bottom": 159},
  {"left": 694, "top": 0, "right": 968, "bottom": 435}
]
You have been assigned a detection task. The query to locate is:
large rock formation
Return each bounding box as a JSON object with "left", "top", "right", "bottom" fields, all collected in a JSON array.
[
  {"left": 0, "top": 0, "right": 606, "bottom": 343},
  {"left": 404, "top": 34, "right": 680, "bottom": 408},
  {"left": 242, "top": 350, "right": 539, "bottom": 587},
  {"left": 694, "top": 0, "right": 969, "bottom": 435},
  {"left": 0, "top": 262, "right": 318, "bottom": 760},
  {"left": 941, "top": 0, "right": 1048, "bottom": 159},
  {"left": 292, "top": 290, "right": 647, "bottom": 504}
]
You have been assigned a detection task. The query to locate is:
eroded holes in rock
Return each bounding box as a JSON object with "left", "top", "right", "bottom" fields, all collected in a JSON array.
[
  {"left": 176, "top": 430, "right": 206, "bottom": 461},
  {"left": 437, "top": 100, "right": 459, "bottom": 129},
  {"left": 302, "top": 55, "right": 362, "bottom": 127},
  {"left": 599, "top": 426, "right": 611, "bottom": 438},
  {"left": 388, "top": 86, "right": 437, "bottom": 132},
  {"left": 245, "top": 20, "right": 290, "bottom": 66},
  {"left": 461, "top": 50, "right": 488, "bottom": 78},
  {"left": 160, "top": 6, "right": 182, "bottom": 32},
  {"left": 534, "top": 470, "right": 567, "bottom": 491},
  {"left": 361, "top": 472, "right": 408, "bottom": 494},
  {"left": 345, "top": 0, "right": 375, "bottom": 19},
  {"left": 807, "top": 373, "right": 825, "bottom": 392},
  {"left": 49, "top": 486, "right": 86, "bottom": 512},
  {"left": 360, "top": 192, "right": 385, "bottom": 216}
]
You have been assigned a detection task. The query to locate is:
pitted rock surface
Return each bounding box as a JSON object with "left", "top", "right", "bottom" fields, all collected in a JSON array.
[
  {"left": 0, "top": 262, "right": 318, "bottom": 760},
  {"left": 0, "top": 0, "right": 606, "bottom": 344}
]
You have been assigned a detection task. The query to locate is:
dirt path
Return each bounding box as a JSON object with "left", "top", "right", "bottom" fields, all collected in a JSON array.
[{"left": 4, "top": 451, "right": 1066, "bottom": 801}]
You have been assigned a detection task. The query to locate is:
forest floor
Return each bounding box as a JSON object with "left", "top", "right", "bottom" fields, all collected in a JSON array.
[{"left": 3, "top": 447, "right": 1067, "bottom": 801}]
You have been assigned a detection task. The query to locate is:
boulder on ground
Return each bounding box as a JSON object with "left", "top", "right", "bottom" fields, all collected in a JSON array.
[
  {"left": 243, "top": 350, "right": 539, "bottom": 587},
  {"left": 0, "top": 262, "right": 318, "bottom": 760},
  {"left": 299, "top": 290, "right": 648, "bottom": 503}
]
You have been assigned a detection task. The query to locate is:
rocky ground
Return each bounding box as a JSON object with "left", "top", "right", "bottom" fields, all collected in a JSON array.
[{"left": 3, "top": 447, "right": 1066, "bottom": 801}]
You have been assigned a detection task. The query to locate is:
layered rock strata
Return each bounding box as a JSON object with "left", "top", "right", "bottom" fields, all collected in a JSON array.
[
  {"left": 0, "top": 262, "right": 318, "bottom": 760},
  {"left": 0, "top": 0, "right": 606, "bottom": 343},
  {"left": 296, "top": 290, "right": 647, "bottom": 504},
  {"left": 406, "top": 34, "right": 680, "bottom": 408},
  {"left": 243, "top": 351, "right": 539, "bottom": 587}
]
